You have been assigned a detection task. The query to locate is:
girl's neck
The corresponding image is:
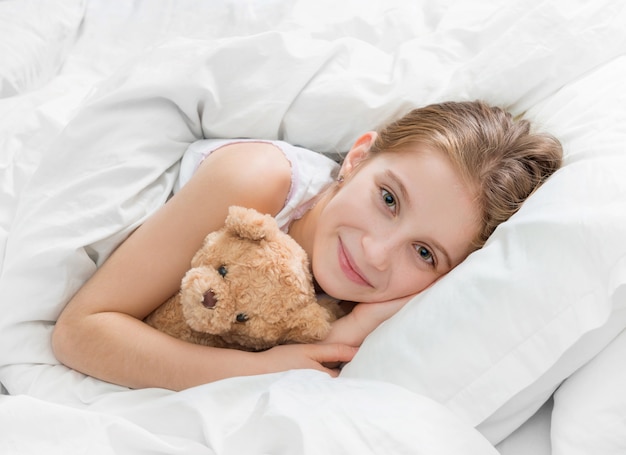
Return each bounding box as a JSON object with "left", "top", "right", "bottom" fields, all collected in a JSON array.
[{"left": 288, "top": 189, "right": 331, "bottom": 261}]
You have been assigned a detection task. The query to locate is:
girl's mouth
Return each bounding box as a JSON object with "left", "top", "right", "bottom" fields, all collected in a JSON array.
[{"left": 337, "top": 238, "right": 372, "bottom": 287}]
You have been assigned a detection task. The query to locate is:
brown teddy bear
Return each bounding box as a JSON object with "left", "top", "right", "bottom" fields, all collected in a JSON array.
[{"left": 145, "top": 206, "right": 344, "bottom": 351}]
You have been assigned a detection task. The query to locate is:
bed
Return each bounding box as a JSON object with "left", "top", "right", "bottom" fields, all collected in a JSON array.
[{"left": 1, "top": 0, "right": 625, "bottom": 453}]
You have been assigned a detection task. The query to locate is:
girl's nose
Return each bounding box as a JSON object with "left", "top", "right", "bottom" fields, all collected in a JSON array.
[{"left": 361, "top": 233, "right": 393, "bottom": 271}]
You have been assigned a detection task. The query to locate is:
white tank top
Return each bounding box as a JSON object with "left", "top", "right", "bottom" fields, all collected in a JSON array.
[{"left": 174, "top": 139, "right": 340, "bottom": 231}]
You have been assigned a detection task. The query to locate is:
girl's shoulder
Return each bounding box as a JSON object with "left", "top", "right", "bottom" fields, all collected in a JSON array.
[
  {"left": 193, "top": 140, "right": 293, "bottom": 212},
  {"left": 175, "top": 139, "right": 283, "bottom": 193},
  {"left": 175, "top": 138, "right": 337, "bottom": 192},
  {"left": 176, "top": 138, "right": 339, "bottom": 229}
]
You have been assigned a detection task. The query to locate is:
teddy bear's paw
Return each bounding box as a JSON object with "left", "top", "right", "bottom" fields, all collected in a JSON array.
[{"left": 287, "top": 317, "right": 332, "bottom": 343}]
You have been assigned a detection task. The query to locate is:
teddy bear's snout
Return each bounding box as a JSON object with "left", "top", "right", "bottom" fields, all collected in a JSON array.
[{"left": 202, "top": 290, "right": 217, "bottom": 309}]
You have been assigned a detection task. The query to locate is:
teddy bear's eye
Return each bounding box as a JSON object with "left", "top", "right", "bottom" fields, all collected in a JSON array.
[
  {"left": 236, "top": 313, "right": 249, "bottom": 323},
  {"left": 217, "top": 265, "right": 228, "bottom": 277}
]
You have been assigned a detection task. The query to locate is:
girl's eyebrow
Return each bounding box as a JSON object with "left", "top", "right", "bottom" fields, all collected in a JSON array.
[{"left": 385, "top": 169, "right": 452, "bottom": 269}]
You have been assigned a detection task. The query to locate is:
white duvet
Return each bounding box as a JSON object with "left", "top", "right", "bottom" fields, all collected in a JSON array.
[{"left": 1, "top": 1, "right": 626, "bottom": 454}]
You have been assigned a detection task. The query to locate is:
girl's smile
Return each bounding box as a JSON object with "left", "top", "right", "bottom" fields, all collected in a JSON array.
[{"left": 337, "top": 238, "right": 373, "bottom": 287}]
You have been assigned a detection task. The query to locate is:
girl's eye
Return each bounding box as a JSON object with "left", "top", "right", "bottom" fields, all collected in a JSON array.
[
  {"left": 381, "top": 188, "right": 396, "bottom": 210},
  {"left": 416, "top": 245, "right": 435, "bottom": 265}
]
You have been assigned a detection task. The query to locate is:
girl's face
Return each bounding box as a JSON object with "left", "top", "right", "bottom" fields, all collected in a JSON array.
[{"left": 311, "top": 132, "right": 480, "bottom": 303}]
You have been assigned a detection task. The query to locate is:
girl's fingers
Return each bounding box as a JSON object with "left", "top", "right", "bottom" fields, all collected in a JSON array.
[{"left": 313, "top": 343, "right": 358, "bottom": 364}]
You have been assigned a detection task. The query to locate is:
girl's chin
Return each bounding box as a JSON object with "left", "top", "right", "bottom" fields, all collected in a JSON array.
[
  {"left": 319, "top": 283, "right": 363, "bottom": 304},
  {"left": 313, "top": 273, "right": 344, "bottom": 300},
  {"left": 313, "top": 260, "right": 357, "bottom": 300}
]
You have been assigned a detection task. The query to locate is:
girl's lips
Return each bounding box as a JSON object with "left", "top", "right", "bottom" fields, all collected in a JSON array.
[{"left": 337, "top": 239, "right": 372, "bottom": 287}]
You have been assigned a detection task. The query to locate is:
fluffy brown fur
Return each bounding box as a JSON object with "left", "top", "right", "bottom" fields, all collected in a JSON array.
[{"left": 145, "top": 206, "right": 343, "bottom": 351}]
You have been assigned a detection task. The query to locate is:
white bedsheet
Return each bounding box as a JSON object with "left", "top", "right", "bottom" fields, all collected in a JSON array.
[
  {"left": 1, "top": 1, "right": 625, "bottom": 453},
  {"left": 1, "top": 371, "right": 500, "bottom": 454}
]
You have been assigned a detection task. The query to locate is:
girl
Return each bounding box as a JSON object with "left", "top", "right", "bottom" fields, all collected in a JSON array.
[{"left": 52, "top": 101, "right": 562, "bottom": 391}]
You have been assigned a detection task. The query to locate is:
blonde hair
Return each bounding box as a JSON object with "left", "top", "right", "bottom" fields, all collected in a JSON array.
[{"left": 370, "top": 100, "right": 563, "bottom": 248}]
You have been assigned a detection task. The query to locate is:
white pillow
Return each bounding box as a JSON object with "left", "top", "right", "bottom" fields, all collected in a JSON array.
[
  {"left": 551, "top": 322, "right": 626, "bottom": 454},
  {"left": 0, "top": 0, "right": 84, "bottom": 97},
  {"left": 342, "top": 56, "right": 626, "bottom": 444}
]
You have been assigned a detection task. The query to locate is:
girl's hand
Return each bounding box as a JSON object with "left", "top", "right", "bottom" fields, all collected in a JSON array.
[
  {"left": 321, "top": 295, "right": 413, "bottom": 347},
  {"left": 256, "top": 343, "right": 358, "bottom": 377}
]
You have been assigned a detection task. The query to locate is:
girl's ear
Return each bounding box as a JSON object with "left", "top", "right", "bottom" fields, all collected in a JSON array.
[{"left": 340, "top": 131, "right": 378, "bottom": 176}]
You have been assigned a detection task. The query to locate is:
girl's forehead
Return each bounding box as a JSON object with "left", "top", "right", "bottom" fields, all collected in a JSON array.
[
  {"left": 375, "top": 145, "right": 479, "bottom": 195},
  {"left": 372, "top": 144, "right": 448, "bottom": 170}
]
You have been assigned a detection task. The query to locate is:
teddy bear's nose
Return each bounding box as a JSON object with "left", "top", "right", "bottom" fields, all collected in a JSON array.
[{"left": 202, "top": 290, "right": 217, "bottom": 309}]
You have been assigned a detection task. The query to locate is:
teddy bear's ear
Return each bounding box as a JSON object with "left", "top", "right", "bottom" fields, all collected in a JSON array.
[{"left": 225, "top": 206, "right": 279, "bottom": 242}]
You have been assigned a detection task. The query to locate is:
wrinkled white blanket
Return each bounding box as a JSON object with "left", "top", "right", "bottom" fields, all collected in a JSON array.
[{"left": 1, "top": 1, "right": 626, "bottom": 454}]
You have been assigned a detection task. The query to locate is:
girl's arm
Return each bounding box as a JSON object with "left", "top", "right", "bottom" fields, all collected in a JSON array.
[
  {"left": 52, "top": 142, "right": 357, "bottom": 390},
  {"left": 322, "top": 296, "right": 412, "bottom": 347}
]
